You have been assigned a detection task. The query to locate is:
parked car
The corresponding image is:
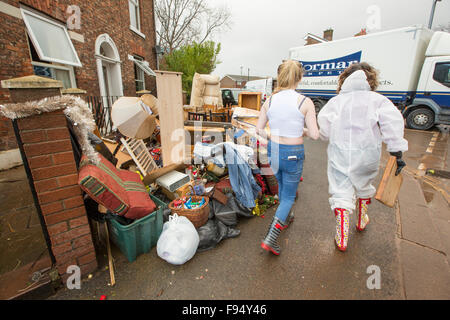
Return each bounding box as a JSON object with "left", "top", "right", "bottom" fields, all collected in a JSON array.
[{"left": 221, "top": 88, "right": 244, "bottom": 106}]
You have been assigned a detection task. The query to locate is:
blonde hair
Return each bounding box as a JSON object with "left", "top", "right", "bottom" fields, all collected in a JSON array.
[{"left": 273, "top": 60, "right": 304, "bottom": 94}]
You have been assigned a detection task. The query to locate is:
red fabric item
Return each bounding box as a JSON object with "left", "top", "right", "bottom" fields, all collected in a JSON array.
[
  {"left": 260, "top": 166, "right": 278, "bottom": 195},
  {"left": 254, "top": 174, "right": 267, "bottom": 194},
  {"left": 264, "top": 175, "right": 279, "bottom": 196},
  {"left": 215, "top": 178, "right": 232, "bottom": 193},
  {"left": 78, "top": 154, "right": 156, "bottom": 220},
  {"left": 120, "top": 170, "right": 157, "bottom": 220}
]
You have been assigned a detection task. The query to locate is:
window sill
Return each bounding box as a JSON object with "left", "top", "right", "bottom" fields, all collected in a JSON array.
[{"left": 130, "top": 26, "right": 146, "bottom": 39}]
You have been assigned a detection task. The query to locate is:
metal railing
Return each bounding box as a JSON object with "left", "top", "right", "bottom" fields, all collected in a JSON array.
[{"left": 86, "top": 96, "right": 121, "bottom": 138}]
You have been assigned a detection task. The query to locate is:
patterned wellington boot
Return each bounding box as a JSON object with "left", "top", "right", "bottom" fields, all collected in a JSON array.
[
  {"left": 261, "top": 217, "right": 287, "bottom": 255},
  {"left": 284, "top": 210, "right": 295, "bottom": 229},
  {"left": 334, "top": 208, "right": 350, "bottom": 252},
  {"left": 356, "top": 198, "right": 371, "bottom": 231}
]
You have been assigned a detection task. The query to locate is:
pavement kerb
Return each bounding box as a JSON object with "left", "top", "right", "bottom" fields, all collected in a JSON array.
[{"left": 396, "top": 173, "right": 450, "bottom": 299}]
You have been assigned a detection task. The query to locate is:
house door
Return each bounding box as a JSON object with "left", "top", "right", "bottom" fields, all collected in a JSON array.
[
  {"left": 102, "top": 64, "right": 112, "bottom": 97},
  {"left": 94, "top": 34, "right": 123, "bottom": 137}
]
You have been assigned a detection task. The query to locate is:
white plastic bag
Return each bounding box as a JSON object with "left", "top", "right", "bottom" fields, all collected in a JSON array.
[{"left": 156, "top": 214, "right": 200, "bottom": 265}]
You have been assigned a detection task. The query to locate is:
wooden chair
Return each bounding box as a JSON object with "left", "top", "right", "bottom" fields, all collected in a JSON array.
[
  {"left": 188, "top": 112, "right": 208, "bottom": 121},
  {"left": 208, "top": 110, "right": 229, "bottom": 122},
  {"left": 119, "top": 137, "right": 159, "bottom": 176}
]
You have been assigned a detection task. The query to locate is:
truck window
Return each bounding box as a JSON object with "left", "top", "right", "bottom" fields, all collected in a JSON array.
[
  {"left": 223, "top": 90, "right": 232, "bottom": 99},
  {"left": 433, "top": 62, "right": 450, "bottom": 88}
]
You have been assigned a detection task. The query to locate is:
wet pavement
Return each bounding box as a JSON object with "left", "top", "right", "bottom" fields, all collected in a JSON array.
[
  {"left": 43, "top": 126, "right": 450, "bottom": 300},
  {"left": 0, "top": 166, "right": 52, "bottom": 299}
]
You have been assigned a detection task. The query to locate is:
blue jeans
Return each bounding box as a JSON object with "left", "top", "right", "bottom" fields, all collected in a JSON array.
[{"left": 268, "top": 141, "right": 305, "bottom": 223}]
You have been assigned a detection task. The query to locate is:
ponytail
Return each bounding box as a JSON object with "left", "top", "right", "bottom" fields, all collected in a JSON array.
[{"left": 273, "top": 60, "right": 304, "bottom": 94}]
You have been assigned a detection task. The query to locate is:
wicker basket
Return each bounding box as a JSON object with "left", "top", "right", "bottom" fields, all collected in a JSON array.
[{"left": 168, "top": 195, "right": 210, "bottom": 228}]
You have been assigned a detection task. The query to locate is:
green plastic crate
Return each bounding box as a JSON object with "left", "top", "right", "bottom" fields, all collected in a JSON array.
[{"left": 107, "top": 194, "right": 167, "bottom": 262}]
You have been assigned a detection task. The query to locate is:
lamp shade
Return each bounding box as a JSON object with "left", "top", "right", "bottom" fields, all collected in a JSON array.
[{"left": 111, "top": 96, "right": 157, "bottom": 139}]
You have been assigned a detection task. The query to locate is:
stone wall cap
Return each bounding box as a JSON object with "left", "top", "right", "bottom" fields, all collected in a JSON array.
[
  {"left": 136, "top": 90, "right": 152, "bottom": 94},
  {"left": 61, "top": 88, "right": 87, "bottom": 94},
  {"left": 1, "top": 75, "right": 63, "bottom": 89}
]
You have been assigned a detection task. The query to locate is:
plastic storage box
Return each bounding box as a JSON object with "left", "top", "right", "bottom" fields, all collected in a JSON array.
[{"left": 107, "top": 194, "right": 167, "bottom": 262}]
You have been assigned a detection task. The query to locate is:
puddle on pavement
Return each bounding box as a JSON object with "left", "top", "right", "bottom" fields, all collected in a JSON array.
[{"left": 420, "top": 181, "right": 435, "bottom": 203}]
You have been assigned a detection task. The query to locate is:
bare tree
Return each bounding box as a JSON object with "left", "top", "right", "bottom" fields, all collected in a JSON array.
[{"left": 155, "top": 0, "right": 231, "bottom": 53}]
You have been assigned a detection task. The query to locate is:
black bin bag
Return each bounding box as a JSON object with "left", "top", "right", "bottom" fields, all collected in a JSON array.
[{"left": 197, "top": 219, "right": 240, "bottom": 252}]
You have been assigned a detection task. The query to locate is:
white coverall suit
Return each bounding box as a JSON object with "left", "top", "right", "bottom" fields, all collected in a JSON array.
[{"left": 317, "top": 70, "right": 408, "bottom": 211}]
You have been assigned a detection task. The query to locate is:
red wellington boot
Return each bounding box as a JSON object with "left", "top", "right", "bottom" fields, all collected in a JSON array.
[
  {"left": 334, "top": 208, "right": 350, "bottom": 252},
  {"left": 356, "top": 198, "right": 371, "bottom": 231}
]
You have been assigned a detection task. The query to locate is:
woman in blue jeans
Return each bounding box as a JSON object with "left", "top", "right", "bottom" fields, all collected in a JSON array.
[{"left": 257, "top": 60, "right": 319, "bottom": 255}]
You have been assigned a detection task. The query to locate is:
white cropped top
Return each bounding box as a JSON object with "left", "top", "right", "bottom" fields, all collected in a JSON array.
[{"left": 266, "top": 90, "right": 306, "bottom": 138}]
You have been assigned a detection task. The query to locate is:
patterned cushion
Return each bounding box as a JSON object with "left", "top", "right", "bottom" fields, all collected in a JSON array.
[{"left": 78, "top": 154, "right": 156, "bottom": 220}]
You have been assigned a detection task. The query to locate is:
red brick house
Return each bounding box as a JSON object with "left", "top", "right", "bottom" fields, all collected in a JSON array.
[
  {"left": 0, "top": 0, "right": 158, "bottom": 153},
  {"left": 304, "top": 28, "right": 334, "bottom": 46},
  {"left": 220, "top": 74, "right": 266, "bottom": 89}
]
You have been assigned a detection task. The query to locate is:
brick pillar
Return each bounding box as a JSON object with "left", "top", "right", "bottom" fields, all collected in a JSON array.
[{"left": 2, "top": 76, "right": 98, "bottom": 282}]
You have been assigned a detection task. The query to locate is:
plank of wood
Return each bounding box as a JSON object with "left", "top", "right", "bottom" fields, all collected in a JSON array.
[
  {"left": 156, "top": 71, "right": 187, "bottom": 166},
  {"left": 184, "top": 125, "right": 225, "bottom": 133},
  {"left": 184, "top": 120, "right": 233, "bottom": 128},
  {"left": 375, "top": 156, "right": 403, "bottom": 207},
  {"left": 104, "top": 223, "right": 115, "bottom": 286}
]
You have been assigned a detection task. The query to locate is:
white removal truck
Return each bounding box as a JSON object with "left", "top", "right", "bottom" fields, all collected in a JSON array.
[
  {"left": 289, "top": 25, "right": 450, "bottom": 130},
  {"left": 243, "top": 78, "right": 273, "bottom": 103}
]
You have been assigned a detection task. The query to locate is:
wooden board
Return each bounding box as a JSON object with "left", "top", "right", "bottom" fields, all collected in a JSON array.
[
  {"left": 156, "top": 70, "right": 188, "bottom": 166},
  {"left": 231, "top": 107, "right": 270, "bottom": 137},
  {"left": 103, "top": 140, "right": 132, "bottom": 168},
  {"left": 375, "top": 156, "right": 403, "bottom": 207},
  {"left": 184, "top": 125, "right": 226, "bottom": 133}
]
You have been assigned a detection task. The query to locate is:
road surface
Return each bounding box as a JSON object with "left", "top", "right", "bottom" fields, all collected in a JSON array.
[{"left": 50, "top": 127, "right": 450, "bottom": 300}]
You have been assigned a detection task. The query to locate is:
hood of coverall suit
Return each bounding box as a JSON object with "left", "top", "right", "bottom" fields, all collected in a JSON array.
[{"left": 340, "top": 70, "right": 371, "bottom": 93}]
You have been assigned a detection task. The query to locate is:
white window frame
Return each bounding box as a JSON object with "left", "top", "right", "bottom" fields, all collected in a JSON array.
[
  {"left": 129, "top": 0, "right": 145, "bottom": 38},
  {"left": 128, "top": 55, "right": 156, "bottom": 77},
  {"left": 133, "top": 56, "right": 146, "bottom": 91},
  {"left": 31, "top": 61, "right": 77, "bottom": 89},
  {"left": 20, "top": 7, "right": 82, "bottom": 67}
]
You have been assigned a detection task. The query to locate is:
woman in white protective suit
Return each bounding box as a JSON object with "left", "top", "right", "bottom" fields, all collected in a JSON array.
[{"left": 317, "top": 62, "right": 408, "bottom": 252}]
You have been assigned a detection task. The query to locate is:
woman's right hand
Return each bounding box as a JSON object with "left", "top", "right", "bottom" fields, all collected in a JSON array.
[{"left": 303, "top": 127, "right": 309, "bottom": 137}]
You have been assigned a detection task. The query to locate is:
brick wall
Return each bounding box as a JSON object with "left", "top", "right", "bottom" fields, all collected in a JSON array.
[
  {"left": 305, "top": 37, "right": 321, "bottom": 46},
  {"left": 220, "top": 77, "right": 246, "bottom": 89},
  {"left": 16, "top": 109, "right": 97, "bottom": 280},
  {"left": 0, "top": 0, "right": 158, "bottom": 151}
]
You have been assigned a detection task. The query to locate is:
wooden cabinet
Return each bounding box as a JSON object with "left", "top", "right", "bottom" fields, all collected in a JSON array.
[{"left": 238, "top": 91, "right": 262, "bottom": 110}]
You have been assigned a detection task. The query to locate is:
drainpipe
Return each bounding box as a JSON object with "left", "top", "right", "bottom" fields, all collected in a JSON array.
[
  {"left": 428, "top": 0, "right": 442, "bottom": 29},
  {"left": 153, "top": 0, "right": 159, "bottom": 70}
]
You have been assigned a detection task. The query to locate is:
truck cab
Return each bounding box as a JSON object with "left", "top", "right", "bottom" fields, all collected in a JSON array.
[{"left": 404, "top": 32, "right": 450, "bottom": 130}]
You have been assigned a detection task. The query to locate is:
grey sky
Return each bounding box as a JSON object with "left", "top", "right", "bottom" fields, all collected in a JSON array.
[{"left": 210, "top": 0, "right": 450, "bottom": 79}]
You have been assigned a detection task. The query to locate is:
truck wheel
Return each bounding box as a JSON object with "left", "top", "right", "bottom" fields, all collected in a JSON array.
[
  {"left": 406, "top": 108, "right": 434, "bottom": 130},
  {"left": 313, "top": 99, "right": 326, "bottom": 114}
]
